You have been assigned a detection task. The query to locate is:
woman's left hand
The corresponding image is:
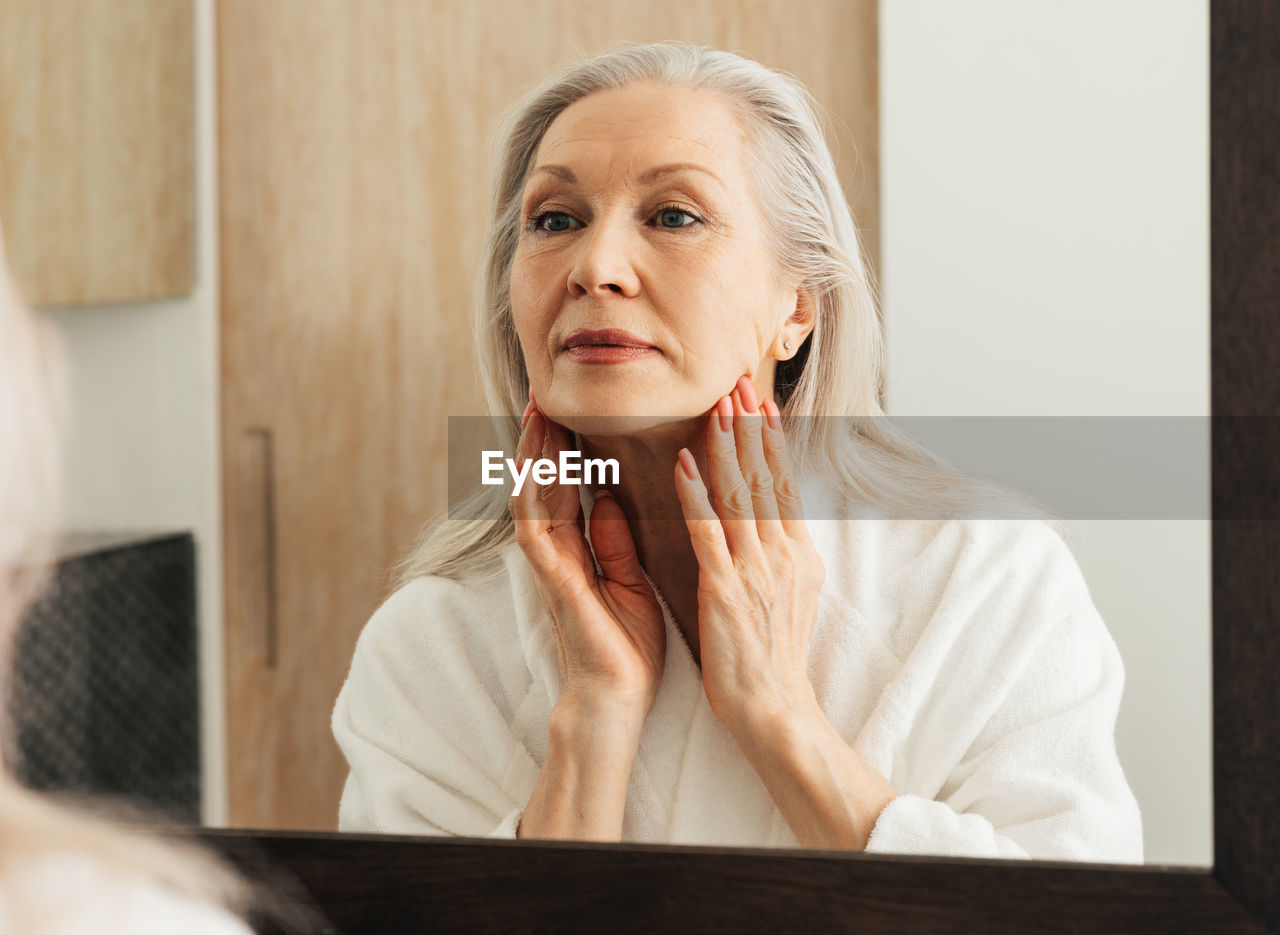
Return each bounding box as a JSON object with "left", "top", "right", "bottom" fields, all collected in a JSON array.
[{"left": 673, "top": 375, "right": 826, "bottom": 735}]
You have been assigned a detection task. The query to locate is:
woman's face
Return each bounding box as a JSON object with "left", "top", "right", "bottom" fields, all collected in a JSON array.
[{"left": 509, "top": 81, "right": 805, "bottom": 432}]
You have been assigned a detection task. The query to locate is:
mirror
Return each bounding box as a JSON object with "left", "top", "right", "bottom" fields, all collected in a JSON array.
[{"left": 11, "top": 0, "right": 1209, "bottom": 867}]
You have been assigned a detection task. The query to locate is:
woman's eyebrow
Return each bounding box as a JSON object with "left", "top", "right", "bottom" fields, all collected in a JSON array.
[
  {"left": 527, "top": 162, "right": 723, "bottom": 187},
  {"left": 636, "top": 162, "right": 723, "bottom": 186},
  {"left": 529, "top": 164, "right": 577, "bottom": 184}
]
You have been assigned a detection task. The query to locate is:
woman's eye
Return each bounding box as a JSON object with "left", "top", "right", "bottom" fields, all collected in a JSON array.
[
  {"left": 654, "top": 207, "right": 700, "bottom": 229},
  {"left": 528, "top": 207, "right": 700, "bottom": 232},
  {"left": 531, "top": 212, "right": 581, "bottom": 233}
]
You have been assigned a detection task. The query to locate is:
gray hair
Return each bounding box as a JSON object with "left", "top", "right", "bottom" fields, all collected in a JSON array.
[{"left": 399, "top": 41, "right": 1057, "bottom": 585}]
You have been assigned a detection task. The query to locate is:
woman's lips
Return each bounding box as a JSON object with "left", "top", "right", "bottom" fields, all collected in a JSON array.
[
  {"left": 563, "top": 328, "right": 660, "bottom": 365},
  {"left": 565, "top": 345, "right": 660, "bottom": 364}
]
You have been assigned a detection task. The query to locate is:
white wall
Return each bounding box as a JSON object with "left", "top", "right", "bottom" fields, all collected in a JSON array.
[
  {"left": 881, "top": 1, "right": 1210, "bottom": 864},
  {"left": 41, "top": 0, "right": 226, "bottom": 827}
]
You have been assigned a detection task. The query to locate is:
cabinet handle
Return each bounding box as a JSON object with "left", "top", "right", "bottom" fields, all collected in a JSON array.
[{"left": 240, "top": 427, "right": 279, "bottom": 669}]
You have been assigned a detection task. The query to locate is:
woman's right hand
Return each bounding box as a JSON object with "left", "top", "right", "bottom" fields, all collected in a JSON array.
[{"left": 509, "top": 397, "right": 666, "bottom": 720}]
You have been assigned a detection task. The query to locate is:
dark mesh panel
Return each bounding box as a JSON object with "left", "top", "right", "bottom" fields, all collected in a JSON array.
[{"left": 9, "top": 533, "right": 200, "bottom": 823}]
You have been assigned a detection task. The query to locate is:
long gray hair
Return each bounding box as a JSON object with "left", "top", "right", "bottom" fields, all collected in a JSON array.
[{"left": 399, "top": 41, "right": 1056, "bottom": 585}]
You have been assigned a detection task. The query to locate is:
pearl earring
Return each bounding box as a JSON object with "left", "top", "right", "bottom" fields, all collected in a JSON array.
[{"left": 784, "top": 341, "right": 793, "bottom": 350}]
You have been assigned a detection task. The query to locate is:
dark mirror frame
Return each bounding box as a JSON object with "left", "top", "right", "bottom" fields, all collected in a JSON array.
[{"left": 184, "top": 3, "right": 1280, "bottom": 931}]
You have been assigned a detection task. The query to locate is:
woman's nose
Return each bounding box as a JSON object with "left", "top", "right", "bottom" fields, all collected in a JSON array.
[{"left": 566, "top": 218, "right": 641, "bottom": 299}]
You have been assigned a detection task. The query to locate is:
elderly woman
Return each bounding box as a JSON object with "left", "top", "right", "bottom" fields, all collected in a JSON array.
[{"left": 332, "top": 42, "right": 1143, "bottom": 862}]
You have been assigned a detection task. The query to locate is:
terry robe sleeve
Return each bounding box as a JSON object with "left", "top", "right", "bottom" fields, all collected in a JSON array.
[
  {"left": 858, "top": 520, "right": 1144, "bottom": 863},
  {"left": 331, "top": 574, "right": 538, "bottom": 839}
]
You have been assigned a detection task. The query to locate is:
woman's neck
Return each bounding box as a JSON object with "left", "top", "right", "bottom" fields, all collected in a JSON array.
[{"left": 577, "top": 421, "right": 709, "bottom": 663}]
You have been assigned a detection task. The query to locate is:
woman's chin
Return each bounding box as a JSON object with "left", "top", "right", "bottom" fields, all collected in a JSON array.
[
  {"left": 540, "top": 385, "right": 708, "bottom": 436},
  {"left": 553, "top": 412, "right": 685, "bottom": 437}
]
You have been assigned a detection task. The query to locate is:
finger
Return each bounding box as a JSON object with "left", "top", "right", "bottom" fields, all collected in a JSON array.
[
  {"left": 508, "top": 411, "right": 546, "bottom": 521},
  {"left": 704, "top": 395, "right": 760, "bottom": 560},
  {"left": 512, "top": 443, "right": 600, "bottom": 594},
  {"left": 508, "top": 408, "right": 601, "bottom": 604},
  {"left": 515, "top": 479, "right": 592, "bottom": 612},
  {"left": 587, "top": 490, "right": 649, "bottom": 589},
  {"left": 673, "top": 449, "right": 735, "bottom": 580},
  {"left": 509, "top": 418, "right": 561, "bottom": 572},
  {"left": 730, "top": 379, "right": 781, "bottom": 540},
  {"left": 760, "top": 398, "right": 811, "bottom": 540},
  {"left": 538, "top": 410, "right": 584, "bottom": 526}
]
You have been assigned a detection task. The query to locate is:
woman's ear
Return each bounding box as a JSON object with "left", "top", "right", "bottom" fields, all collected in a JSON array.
[{"left": 775, "top": 287, "right": 817, "bottom": 360}]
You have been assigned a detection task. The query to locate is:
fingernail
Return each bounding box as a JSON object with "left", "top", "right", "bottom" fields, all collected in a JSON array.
[
  {"left": 717, "top": 396, "right": 733, "bottom": 432},
  {"left": 520, "top": 401, "right": 533, "bottom": 431},
  {"left": 594, "top": 488, "right": 614, "bottom": 502},
  {"left": 677, "top": 448, "right": 699, "bottom": 481},
  {"left": 737, "top": 376, "right": 759, "bottom": 413},
  {"left": 764, "top": 399, "right": 782, "bottom": 430}
]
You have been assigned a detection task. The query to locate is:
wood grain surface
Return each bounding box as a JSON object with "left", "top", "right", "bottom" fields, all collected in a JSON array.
[
  {"left": 1211, "top": 0, "right": 1280, "bottom": 932},
  {"left": 0, "top": 0, "right": 193, "bottom": 307},
  {"left": 188, "top": 828, "right": 1267, "bottom": 934},
  {"left": 219, "top": 0, "right": 878, "bottom": 831}
]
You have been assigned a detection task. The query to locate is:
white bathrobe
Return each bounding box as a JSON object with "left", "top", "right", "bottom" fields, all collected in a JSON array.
[{"left": 331, "top": 484, "right": 1144, "bottom": 862}]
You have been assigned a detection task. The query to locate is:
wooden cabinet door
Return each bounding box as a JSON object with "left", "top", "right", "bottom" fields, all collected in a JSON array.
[
  {"left": 219, "top": 0, "right": 878, "bottom": 830},
  {"left": 0, "top": 0, "right": 192, "bottom": 307}
]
